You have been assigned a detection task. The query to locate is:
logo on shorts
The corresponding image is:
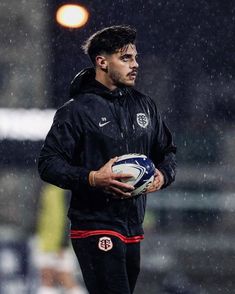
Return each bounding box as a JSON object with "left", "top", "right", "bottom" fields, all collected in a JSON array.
[
  {"left": 98, "top": 237, "right": 113, "bottom": 251},
  {"left": 136, "top": 113, "right": 149, "bottom": 128}
]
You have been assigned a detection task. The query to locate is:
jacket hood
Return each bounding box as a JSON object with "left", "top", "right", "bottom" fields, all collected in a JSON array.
[{"left": 69, "top": 67, "right": 129, "bottom": 99}]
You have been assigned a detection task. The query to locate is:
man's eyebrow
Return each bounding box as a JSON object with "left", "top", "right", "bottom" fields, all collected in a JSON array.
[{"left": 120, "top": 53, "right": 138, "bottom": 58}]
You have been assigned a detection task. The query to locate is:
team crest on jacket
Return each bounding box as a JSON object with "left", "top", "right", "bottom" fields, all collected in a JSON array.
[
  {"left": 136, "top": 113, "right": 149, "bottom": 128},
  {"left": 98, "top": 237, "right": 113, "bottom": 251}
]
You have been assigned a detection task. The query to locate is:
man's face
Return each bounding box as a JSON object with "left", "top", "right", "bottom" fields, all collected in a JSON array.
[{"left": 105, "top": 44, "right": 139, "bottom": 88}]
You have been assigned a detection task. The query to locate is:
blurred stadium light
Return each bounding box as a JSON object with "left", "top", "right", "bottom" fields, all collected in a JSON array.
[
  {"left": 0, "top": 108, "right": 55, "bottom": 140},
  {"left": 56, "top": 4, "right": 89, "bottom": 28}
]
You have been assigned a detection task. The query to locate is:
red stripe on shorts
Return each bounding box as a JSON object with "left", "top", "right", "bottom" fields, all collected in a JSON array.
[{"left": 70, "top": 229, "right": 144, "bottom": 243}]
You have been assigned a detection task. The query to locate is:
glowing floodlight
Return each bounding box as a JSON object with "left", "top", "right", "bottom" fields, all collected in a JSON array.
[{"left": 56, "top": 4, "right": 89, "bottom": 28}]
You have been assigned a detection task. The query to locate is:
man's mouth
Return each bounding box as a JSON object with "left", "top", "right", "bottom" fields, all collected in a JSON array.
[{"left": 128, "top": 71, "right": 138, "bottom": 78}]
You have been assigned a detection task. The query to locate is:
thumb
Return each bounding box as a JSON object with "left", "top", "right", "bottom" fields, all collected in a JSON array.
[
  {"left": 102, "top": 157, "right": 118, "bottom": 170},
  {"left": 109, "top": 157, "right": 118, "bottom": 165}
]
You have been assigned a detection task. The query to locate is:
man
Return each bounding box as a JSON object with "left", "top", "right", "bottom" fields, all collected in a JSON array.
[{"left": 38, "top": 25, "right": 176, "bottom": 294}]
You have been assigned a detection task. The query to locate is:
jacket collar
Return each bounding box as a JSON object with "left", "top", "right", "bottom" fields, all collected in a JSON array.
[{"left": 69, "top": 67, "right": 129, "bottom": 100}]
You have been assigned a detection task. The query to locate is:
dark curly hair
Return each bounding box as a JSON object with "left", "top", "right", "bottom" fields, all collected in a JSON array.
[{"left": 82, "top": 25, "right": 137, "bottom": 65}]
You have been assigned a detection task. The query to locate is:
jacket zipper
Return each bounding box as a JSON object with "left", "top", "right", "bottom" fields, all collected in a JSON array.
[{"left": 118, "top": 95, "right": 130, "bottom": 153}]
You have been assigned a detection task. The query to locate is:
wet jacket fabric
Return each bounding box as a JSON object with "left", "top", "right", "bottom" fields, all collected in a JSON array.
[{"left": 38, "top": 67, "right": 176, "bottom": 237}]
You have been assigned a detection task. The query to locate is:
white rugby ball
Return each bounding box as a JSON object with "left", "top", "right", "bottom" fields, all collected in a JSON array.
[{"left": 112, "top": 154, "right": 156, "bottom": 196}]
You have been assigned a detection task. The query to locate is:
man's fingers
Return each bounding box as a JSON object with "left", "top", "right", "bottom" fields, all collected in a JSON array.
[
  {"left": 109, "top": 186, "right": 132, "bottom": 197},
  {"left": 154, "top": 178, "right": 161, "bottom": 185},
  {"left": 112, "top": 173, "right": 134, "bottom": 180},
  {"left": 111, "top": 179, "right": 134, "bottom": 191},
  {"left": 146, "top": 179, "right": 162, "bottom": 193}
]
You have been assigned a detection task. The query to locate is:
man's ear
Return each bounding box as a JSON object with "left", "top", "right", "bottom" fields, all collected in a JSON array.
[{"left": 96, "top": 55, "right": 108, "bottom": 71}]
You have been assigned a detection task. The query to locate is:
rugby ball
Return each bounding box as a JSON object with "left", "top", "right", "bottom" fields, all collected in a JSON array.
[{"left": 112, "top": 154, "right": 156, "bottom": 196}]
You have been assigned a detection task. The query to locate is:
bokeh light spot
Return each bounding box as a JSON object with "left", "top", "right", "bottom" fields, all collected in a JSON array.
[{"left": 56, "top": 4, "right": 89, "bottom": 28}]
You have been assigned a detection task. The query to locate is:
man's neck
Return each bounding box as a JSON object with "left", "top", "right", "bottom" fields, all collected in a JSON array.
[{"left": 95, "top": 70, "right": 117, "bottom": 91}]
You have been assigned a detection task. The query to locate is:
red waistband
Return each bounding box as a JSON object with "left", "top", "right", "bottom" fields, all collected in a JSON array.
[{"left": 70, "top": 229, "right": 144, "bottom": 243}]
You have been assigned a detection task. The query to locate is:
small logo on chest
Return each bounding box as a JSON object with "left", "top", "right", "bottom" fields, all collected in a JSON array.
[
  {"left": 99, "top": 117, "right": 111, "bottom": 127},
  {"left": 98, "top": 237, "right": 113, "bottom": 251},
  {"left": 136, "top": 113, "right": 149, "bottom": 128}
]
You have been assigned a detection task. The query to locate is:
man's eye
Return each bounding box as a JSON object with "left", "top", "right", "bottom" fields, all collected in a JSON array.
[{"left": 121, "top": 56, "right": 129, "bottom": 62}]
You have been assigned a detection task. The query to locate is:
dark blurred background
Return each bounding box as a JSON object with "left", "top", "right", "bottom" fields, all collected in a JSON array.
[{"left": 0, "top": 1, "right": 235, "bottom": 293}]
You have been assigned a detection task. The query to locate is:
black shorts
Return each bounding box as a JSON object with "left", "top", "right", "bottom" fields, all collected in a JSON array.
[{"left": 71, "top": 235, "right": 140, "bottom": 294}]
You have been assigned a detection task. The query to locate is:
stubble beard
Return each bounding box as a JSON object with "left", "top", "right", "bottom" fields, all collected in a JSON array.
[{"left": 109, "top": 69, "right": 135, "bottom": 88}]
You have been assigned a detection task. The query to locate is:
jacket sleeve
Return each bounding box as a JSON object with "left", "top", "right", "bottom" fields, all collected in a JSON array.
[
  {"left": 150, "top": 105, "right": 177, "bottom": 188},
  {"left": 38, "top": 101, "right": 90, "bottom": 190}
]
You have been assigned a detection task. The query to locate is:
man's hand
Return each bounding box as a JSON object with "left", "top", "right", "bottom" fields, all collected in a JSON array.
[
  {"left": 89, "top": 157, "right": 134, "bottom": 198},
  {"left": 146, "top": 169, "right": 164, "bottom": 193}
]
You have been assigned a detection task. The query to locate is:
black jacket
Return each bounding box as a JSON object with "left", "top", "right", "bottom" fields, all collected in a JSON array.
[{"left": 38, "top": 68, "right": 176, "bottom": 236}]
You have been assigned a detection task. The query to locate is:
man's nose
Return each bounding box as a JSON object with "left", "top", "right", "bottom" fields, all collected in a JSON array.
[{"left": 131, "top": 59, "right": 139, "bottom": 68}]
